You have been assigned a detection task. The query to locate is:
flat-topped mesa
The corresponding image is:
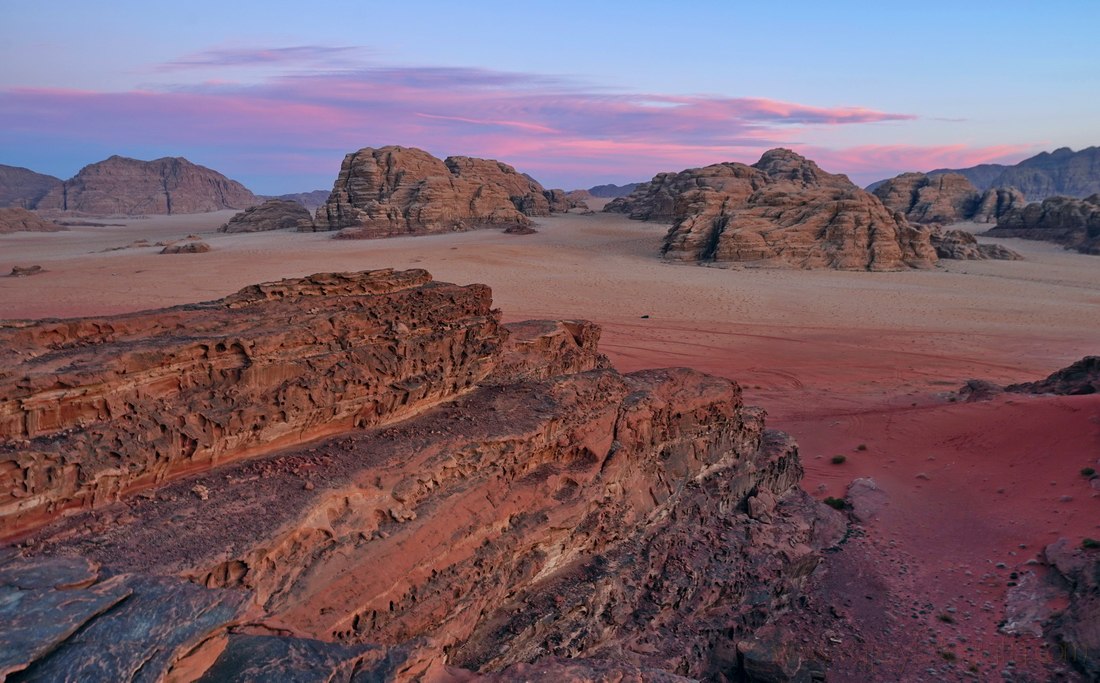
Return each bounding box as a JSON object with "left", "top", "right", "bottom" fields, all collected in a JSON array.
[
  {"left": 311, "top": 146, "right": 569, "bottom": 238},
  {"left": 872, "top": 172, "right": 1026, "bottom": 224},
  {"left": 0, "top": 269, "right": 510, "bottom": 537},
  {"left": 608, "top": 148, "right": 937, "bottom": 271},
  {"left": 34, "top": 155, "right": 257, "bottom": 216}
]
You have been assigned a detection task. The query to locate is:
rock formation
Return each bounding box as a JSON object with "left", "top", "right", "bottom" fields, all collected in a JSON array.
[
  {"left": 872, "top": 172, "right": 1025, "bottom": 224},
  {"left": 0, "top": 165, "right": 62, "bottom": 209},
  {"left": 961, "top": 356, "right": 1100, "bottom": 399},
  {"left": 929, "top": 228, "right": 1022, "bottom": 260},
  {"left": 924, "top": 146, "right": 1100, "bottom": 201},
  {"left": 1041, "top": 539, "right": 1100, "bottom": 680},
  {"left": 219, "top": 199, "right": 314, "bottom": 233},
  {"left": 160, "top": 240, "right": 212, "bottom": 254},
  {"left": 608, "top": 148, "right": 938, "bottom": 271},
  {"left": 35, "top": 155, "right": 257, "bottom": 216},
  {"left": 0, "top": 268, "right": 842, "bottom": 680},
  {"left": 313, "top": 146, "right": 570, "bottom": 237},
  {"left": 8, "top": 265, "right": 44, "bottom": 277},
  {"left": 984, "top": 194, "right": 1100, "bottom": 254},
  {"left": 0, "top": 207, "right": 64, "bottom": 234}
]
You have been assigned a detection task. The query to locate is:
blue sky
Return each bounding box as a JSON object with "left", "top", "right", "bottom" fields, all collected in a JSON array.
[{"left": 1, "top": 1, "right": 1096, "bottom": 193}]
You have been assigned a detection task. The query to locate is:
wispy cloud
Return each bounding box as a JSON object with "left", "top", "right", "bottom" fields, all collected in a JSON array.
[
  {"left": 156, "top": 45, "right": 367, "bottom": 71},
  {"left": 0, "top": 49, "right": 1034, "bottom": 190}
]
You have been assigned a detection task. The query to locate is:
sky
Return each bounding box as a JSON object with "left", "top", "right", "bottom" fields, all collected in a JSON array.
[{"left": 1, "top": 1, "right": 1097, "bottom": 194}]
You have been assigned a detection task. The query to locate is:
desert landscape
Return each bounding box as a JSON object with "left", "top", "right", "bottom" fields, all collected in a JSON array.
[{"left": 2, "top": 3, "right": 1099, "bottom": 682}]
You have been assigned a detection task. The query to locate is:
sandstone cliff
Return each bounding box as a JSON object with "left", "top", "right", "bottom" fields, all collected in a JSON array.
[
  {"left": 0, "top": 269, "right": 842, "bottom": 681},
  {"left": 0, "top": 207, "right": 64, "bottom": 234},
  {"left": 0, "top": 164, "right": 62, "bottom": 209},
  {"left": 872, "top": 172, "right": 1025, "bottom": 224},
  {"left": 220, "top": 198, "right": 314, "bottom": 233},
  {"left": 35, "top": 155, "right": 257, "bottom": 216},
  {"left": 313, "top": 146, "right": 569, "bottom": 237},
  {"left": 984, "top": 194, "right": 1100, "bottom": 254},
  {"left": 608, "top": 148, "right": 937, "bottom": 271}
]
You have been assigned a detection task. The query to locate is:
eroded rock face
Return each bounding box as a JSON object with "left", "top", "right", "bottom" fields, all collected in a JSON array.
[
  {"left": 872, "top": 172, "right": 1026, "bottom": 225},
  {"left": 0, "top": 269, "right": 505, "bottom": 537},
  {"left": 35, "top": 155, "right": 257, "bottom": 216},
  {"left": 960, "top": 356, "right": 1100, "bottom": 399},
  {"left": 985, "top": 194, "right": 1100, "bottom": 254},
  {"left": 1041, "top": 540, "right": 1100, "bottom": 680},
  {"left": 929, "top": 228, "right": 1022, "bottom": 260},
  {"left": 219, "top": 199, "right": 313, "bottom": 233},
  {"left": 0, "top": 207, "right": 64, "bottom": 234},
  {"left": 608, "top": 149, "right": 937, "bottom": 271},
  {"left": 0, "top": 269, "right": 840, "bottom": 681},
  {"left": 0, "top": 165, "right": 62, "bottom": 209},
  {"left": 313, "top": 146, "right": 567, "bottom": 237}
]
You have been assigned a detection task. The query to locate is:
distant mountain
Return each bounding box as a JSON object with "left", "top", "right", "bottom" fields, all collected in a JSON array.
[
  {"left": 260, "top": 190, "right": 331, "bottom": 212},
  {"left": 871, "top": 146, "right": 1100, "bottom": 201},
  {"left": 35, "top": 156, "right": 257, "bottom": 215},
  {"left": 0, "top": 165, "right": 62, "bottom": 209},
  {"left": 587, "top": 182, "right": 640, "bottom": 198}
]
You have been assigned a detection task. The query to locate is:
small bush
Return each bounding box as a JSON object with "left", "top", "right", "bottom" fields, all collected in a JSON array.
[
  {"left": 940, "top": 650, "right": 957, "bottom": 662},
  {"left": 856, "top": 444, "right": 868, "bottom": 451},
  {"left": 937, "top": 613, "right": 955, "bottom": 624},
  {"left": 1084, "top": 538, "right": 1100, "bottom": 550},
  {"left": 1082, "top": 467, "right": 1097, "bottom": 478},
  {"left": 831, "top": 455, "right": 847, "bottom": 465},
  {"left": 823, "top": 497, "right": 848, "bottom": 510}
]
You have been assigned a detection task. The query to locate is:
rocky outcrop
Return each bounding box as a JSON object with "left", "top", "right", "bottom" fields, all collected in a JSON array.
[
  {"left": 219, "top": 199, "right": 313, "bottom": 233},
  {"left": 961, "top": 356, "right": 1100, "bottom": 399},
  {"left": 0, "top": 269, "right": 508, "bottom": 537},
  {"left": 985, "top": 194, "right": 1100, "bottom": 254},
  {"left": 929, "top": 228, "right": 1022, "bottom": 260},
  {"left": 0, "top": 165, "right": 62, "bottom": 209},
  {"left": 928, "top": 146, "right": 1100, "bottom": 200},
  {"left": 974, "top": 186, "right": 1028, "bottom": 223},
  {"left": 160, "top": 240, "right": 212, "bottom": 254},
  {"left": 609, "top": 148, "right": 937, "bottom": 271},
  {"left": 873, "top": 172, "right": 1026, "bottom": 224},
  {"left": 0, "top": 207, "right": 64, "bottom": 234},
  {"left": 35, "top": 155, "right": 257, "bottom": 216},
  {"left": 1041, "top": 539, "right": 1100, "bottom": 681},
  {"left": 313, "top": 146, "right": 568, "bottom": 237},
  {"left": 0, "top": 269, "right": 842, "bottom": 681}
]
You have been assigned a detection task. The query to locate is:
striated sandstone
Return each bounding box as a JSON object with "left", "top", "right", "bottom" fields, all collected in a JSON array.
[
  {"left": 0, "top": 165, "right": 62, "bottom": 209},
  {"left": 35, "top": 155, "right": 257, "bottom": 216},
  {"left": 0, "top": 269, "right": 842, "bottom": 680},
  {"left": 985, "top": 194, "right": 1100, "bottom": 254},
  {"left": 873, "top": 172, "right": 1026, "bottom": 225},
  {"left": 0, "top": 207, "right": 64, "bottom": 234},
  {"left": 314, "top": 146, "right": 569, "bottom": 237},
  {"left": 219, "top": 199, "right": 313, "bottom": 233},
  {"left": 608, "top": 148, "right": 937, "bottom": 271},
  {"left": 0, "top": 269, "right": 507, "bottom": 537}
]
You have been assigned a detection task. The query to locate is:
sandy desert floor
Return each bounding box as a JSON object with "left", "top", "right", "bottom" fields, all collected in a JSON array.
[{"left": 2, "top": 206, "right": 1098, "bottom": 679}]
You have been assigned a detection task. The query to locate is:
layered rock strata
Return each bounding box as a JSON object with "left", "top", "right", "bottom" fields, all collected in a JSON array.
[
  {"left": 0, "top": 269, "right": 841, "bottom": 680},
  {"left": 608, "top": 149, "right": 937, "bottom": 271},
  {"left": 35, "top": 155, "right": 257, "bottom": 215},
  {"left": 0, "top": 165, "right": 62, "bottom": 209},
  {"left": 313, "top": 146, "right": 569, "bottom": 237}
]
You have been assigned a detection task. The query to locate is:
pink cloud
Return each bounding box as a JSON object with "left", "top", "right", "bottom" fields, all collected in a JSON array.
[{"left": 0, "top": 56, "right": 1039, "bottom": 190}]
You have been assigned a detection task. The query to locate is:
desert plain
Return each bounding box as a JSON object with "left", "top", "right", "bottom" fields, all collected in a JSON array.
[{"left": 1, "top": 200, "right": 1097, "bottom": 677}]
